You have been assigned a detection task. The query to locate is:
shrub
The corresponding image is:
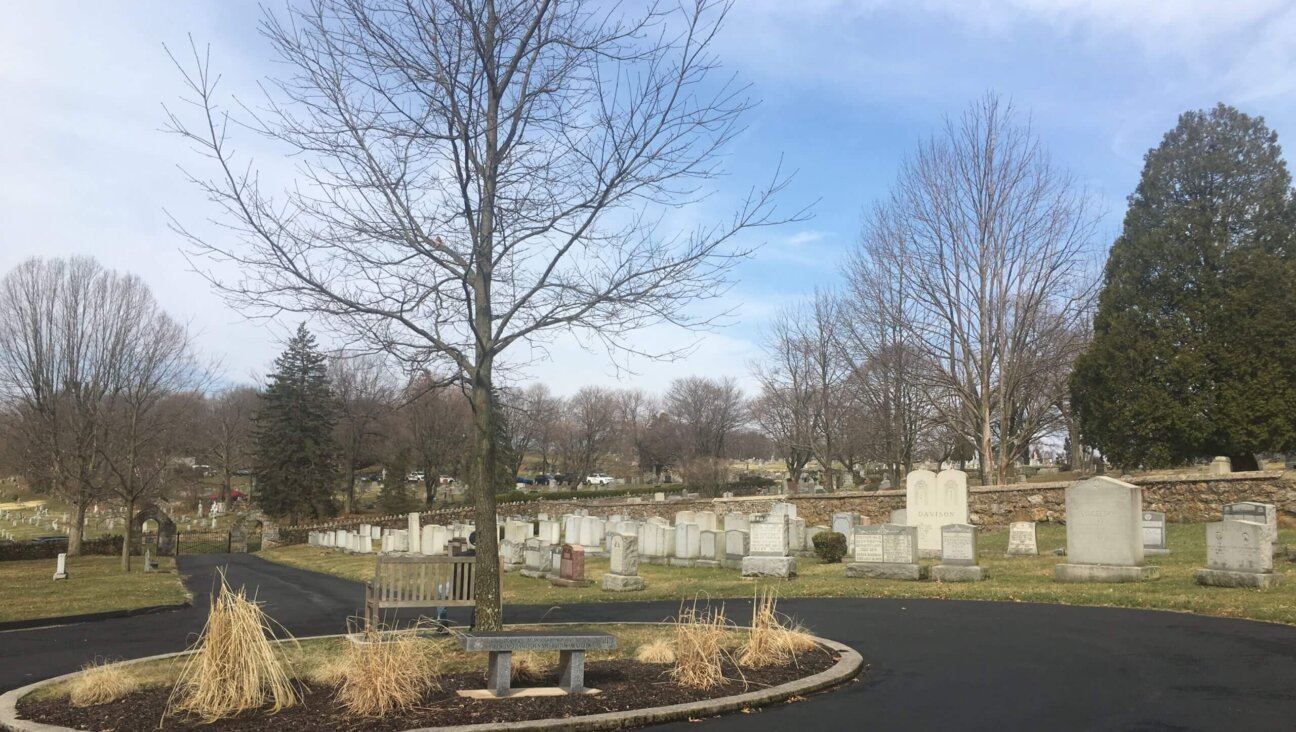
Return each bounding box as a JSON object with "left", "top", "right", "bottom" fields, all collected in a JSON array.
[
  {"left": 510, "top": 651, "right": 551, "bottom": 684},
  {"left": 634, "top": 638, "right": 676, "bottom": 664},
  {"left": 670, "top": 601, "right": 732, "bottom": 690},
  {"left": 738, "top": 589, "right": 819, "bottom": 669},
  {"left": 812, "top": 531, "right": 848, "bottom": 563},
  {"left": 164, "top": 570, "right": 301, "bottom": 722},
  {"left": 0, "top": 535, "right": 124, "bottom": 562},
  {"left": 334, "top": 627, "right": 440, "bottom": 716},
  {"left": 69, "top": 660, "right": 137, "bottom": 707}
]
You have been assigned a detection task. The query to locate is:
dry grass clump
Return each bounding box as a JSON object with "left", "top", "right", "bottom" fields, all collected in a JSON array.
[
  {"left": 738, "top": 589, "right": 819, "bottom": 669},
  {"left": 635, "top": 638, "right": 676, "bottom": 665},
  {"left": 511, "top": 651, "right": 551, "bottom": 684},
  {"left": 163, "top": 570, "right": 301, "bottom": 723},
  {"left": 670, "top": 601, "right": 732, "bottom": 690},
  {"left": 334, "top": 628, "right": 440, "bottom": 716},
  {"left": 306, "top": 657, "right": 349, "bottom": 687},
  {"left": 69, "top": 659, "right": 137, "bottom": 707}
]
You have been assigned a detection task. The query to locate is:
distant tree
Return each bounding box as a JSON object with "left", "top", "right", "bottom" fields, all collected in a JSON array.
[
  {"left": 665, "top": 376, "right": 747, "bottom": 459},
  {"left": 556, "top": 387, "right": 620, "bottom": 486},
  {"left": 205, "top": 386, "right": 259, "bottom": 506},
  {"left": 330, "top": 354, "right": 396, "bottom": 513},
  {"left": 376, "top": 451, "right": 419, "bottom": 514},
  {"left": 401, "top": 374, "right": 472, "bottom": 505},
  {"left": 1072, "top": 104, "right": 1296, "bottom": 470},
  {"left": 252, "top": 324, "right": 339, "bottom": 521}
]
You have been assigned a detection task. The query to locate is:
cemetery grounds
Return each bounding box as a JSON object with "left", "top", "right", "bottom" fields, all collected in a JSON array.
[{"left": 261, "top": 521, "right": 1296, "bottom": 626}]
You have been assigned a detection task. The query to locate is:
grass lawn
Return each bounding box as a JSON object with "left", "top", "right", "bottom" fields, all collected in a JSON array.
[
  {"left": 259, "top": 523, "right": 1296, "bottom": 625},
  {"left": 0, "top": 556, "right": 190, "bottom": 624}
]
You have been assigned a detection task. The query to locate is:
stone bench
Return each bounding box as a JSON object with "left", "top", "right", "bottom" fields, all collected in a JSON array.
[{"left": 457, "top": 630, "right": 616, "bottom": 697}]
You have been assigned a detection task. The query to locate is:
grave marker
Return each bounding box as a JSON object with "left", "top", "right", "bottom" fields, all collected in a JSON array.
[
  {"left": 602, "top": 534, "right": 645, "bottom": 591},
  {"left": 1195, "top": 520, "right": 1278, "bottom": 588},
  {"left": 932, "top": 524, "right": 986, "bottom": 582},
  {"left": 1055, "top": 477, "right": 1160, "bottom": 583},
  {"left": 1141, "top": 511, "right": 1169, "bottom": 556},
  {"left": 846, "top": 524, "right": 925, "bottom": 580},
  {"left": 1006, "top": 521, "right": 1038, "bottom": 556},
  {"left": 551, "top": 544, "right": 592, "bottom": 587}
]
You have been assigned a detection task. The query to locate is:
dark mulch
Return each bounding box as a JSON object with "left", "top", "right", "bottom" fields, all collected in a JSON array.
[{"left": 18, "top": 651, "right": 839, "bottom": 731}]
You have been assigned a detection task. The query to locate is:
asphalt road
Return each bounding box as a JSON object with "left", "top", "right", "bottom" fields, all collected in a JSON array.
[{"left": 2, "top": 554, "right": 1294, "bottom": 731}]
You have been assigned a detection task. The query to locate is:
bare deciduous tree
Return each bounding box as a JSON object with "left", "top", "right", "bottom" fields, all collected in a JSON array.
[
  {"left": 556, "top": 386, "right": 620, "bottom": 486},
  {"left": 205, "top": 385, "right": 259, "bottom": 506},
  {"left": 872, "top": 94, "right": 1098, "bottom": 484},
  {"left": 166, "top": 0, "right": 797, "bottom": 629},
  {"left": 665, "top": 375, "right": 746, "bottom": 460},
  {"left": 752, "top": 308, "right": 817, "bottom": 486},
  {"left": 330, "top": 354, "right": 397, "bottom": 513}
]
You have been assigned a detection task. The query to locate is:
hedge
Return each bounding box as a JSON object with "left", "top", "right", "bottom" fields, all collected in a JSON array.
[{"left": 0, "top": 535, "right": 125, "bottom": 562}]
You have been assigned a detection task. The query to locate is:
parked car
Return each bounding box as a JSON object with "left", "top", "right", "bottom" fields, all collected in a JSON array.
[
  {"left": 406, "top": 471, "right": 425, "bottom": 482},
  {"left": 584, "top": 472, "right": 615, "bottom": 486},
  {"left": 515, "top": 476, "right": 534, "bottom": 486}
]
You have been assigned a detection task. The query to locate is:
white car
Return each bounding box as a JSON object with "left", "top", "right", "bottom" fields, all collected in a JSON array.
[{"left": 584, "top": 473, "right": 615, "bottom": 486}]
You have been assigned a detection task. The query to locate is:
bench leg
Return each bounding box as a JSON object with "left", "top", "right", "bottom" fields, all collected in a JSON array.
[
  {"left": 487, "top": 651, "right": 512, "bottom": 696},
  {"left": 558, "top": 650, "right": 585, "bottom": 693}
]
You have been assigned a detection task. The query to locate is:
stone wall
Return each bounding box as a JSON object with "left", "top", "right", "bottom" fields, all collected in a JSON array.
[{"left": 278, "top": 470, "right": 1295, "bottom": 543}]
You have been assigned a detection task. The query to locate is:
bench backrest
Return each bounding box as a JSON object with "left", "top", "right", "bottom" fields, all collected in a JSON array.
[{"left": 372, "top": 555, "right": 476, "bottom": 607}]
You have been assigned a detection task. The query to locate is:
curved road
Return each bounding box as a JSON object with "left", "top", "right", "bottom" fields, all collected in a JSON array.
[{"left": 3, "top": 554, "right": 1294, "bottom": 731}]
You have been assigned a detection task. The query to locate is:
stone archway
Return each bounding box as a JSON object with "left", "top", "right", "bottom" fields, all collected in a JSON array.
[
  {"left": 229, "top": 510, "right": 278, "bottom": 553},
  {"left": 131, "top": 504, "right": 177, "bottom": 556}
]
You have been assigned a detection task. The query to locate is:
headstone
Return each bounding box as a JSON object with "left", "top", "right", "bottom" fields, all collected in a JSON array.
[
  {"left": 407, "top": 513, "right": 421, "bottom": 553},
  {"left": 890, "top": 508, "right": 907, "bottom": 525},
  {"left": 742, "top": 520, "right": 796, "bottom": 577},
  {"left": 832, "top": 512, "right": 859, "bottom": 550},
  {"left": 671, "top": 523, "right": 701, "bottom": 566},
  {"left": 551, "top": 544, "right": 592, "bottom": 587},
  {"left": 932, "top": 524, "right": 986, "bottom": 582},
  {"left": 1223, "top": 502, "right": 1282, "bottom": 555},
  {"left": 879, "top": 477, "right": 892, "bottom": 490},
  {"left": 52, "top": 552, "right": 68, "bottom": 581},
  {"left": 1006, "top": 521, "right": 1038, "bottom": 556},
  {"left": 1195, "top": 520, "right": 1278, "bottom": 588},
  {"left": 1055, "top": 477, "right": 1160, "bottom": 582},
  {"left": 907, "top": 469, "right": 968, "bottom": 558},
  {"left": 653, "top": 492, "right": 665, "bottom": 502},
  {"left": 723, "top": 512, "right": 750, "bottom": 532},
  {"left": 846, "top": 524, "right": 925, "bottom": 580},
  {"left": 603, "top": 534, "right": 645, "bottom": 591},
  {"left": 521, "top": 537, "right": 553, "bottom": 578},
  {"left": 1141, "top": 511, "right": 1169, "bottom": 556}
]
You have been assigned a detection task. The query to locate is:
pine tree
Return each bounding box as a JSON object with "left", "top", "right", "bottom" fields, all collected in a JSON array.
[
  {"left": 252, "top": 324, "right": 340, "bottom": 521},
  {"left": 1071, "top": 104, "right": 1296, "bottom": 469}
]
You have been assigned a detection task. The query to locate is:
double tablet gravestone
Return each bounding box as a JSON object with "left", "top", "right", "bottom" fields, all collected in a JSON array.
[
  {"left": 602, "top": 534, "right": 645, "bottom": 592},
  {"left": 845, "top": 524, "right": 926, "bottom": 580},
  {"left": 906, "top": 469, "right": 968, "bottom": 558},
  {"left": 1195, "top": 520, "right": 1278, "bottom": 588},
  {"left": 741, "top": 521, "right": 797, "bottom": 578},
  {"left": 932, "top": 524, "right": 986, "bottom": 582},
  {"left": 1142, "top": 511, "right": 1169, "bottom": 556},
  {"left": 1055, "top": 477, "right": 1160, "bottom": 583},
  {"left": 1006, "top": 521, "right": 1038, "bottom": 556}
]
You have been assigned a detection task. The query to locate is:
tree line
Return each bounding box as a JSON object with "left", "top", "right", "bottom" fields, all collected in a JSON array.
[{"left": 752, "top": 99, "right": 1296, "bottom": 485}]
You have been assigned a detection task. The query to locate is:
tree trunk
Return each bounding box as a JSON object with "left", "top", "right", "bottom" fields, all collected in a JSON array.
[
  {"left": 424, "top": 462, "right": 436, "bottom": 506},
  {"left": 67, "top": 496, "right": 88, "bottom": 557},
  {"left": 470, "top": 361, "right": 502, "bottom": 631},
  {"left": 121, "top": 498, "right": 135, "bottom": 572}
]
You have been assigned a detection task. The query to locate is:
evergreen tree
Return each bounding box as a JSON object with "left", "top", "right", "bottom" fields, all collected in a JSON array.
[
  {"left": 252, "top": 324, "right": 340, "bottom": 520},
  {"left": 1071, "top": 104, "right": 1296, "bottom": 469}
]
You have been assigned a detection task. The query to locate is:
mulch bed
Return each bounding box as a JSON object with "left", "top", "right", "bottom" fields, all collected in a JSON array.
[{"left": 18, "top": 651, "right": 840, "bottom": 731}]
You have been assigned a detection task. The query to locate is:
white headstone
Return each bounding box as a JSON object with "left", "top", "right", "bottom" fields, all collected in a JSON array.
[
  {"left": 1222, "top": 502, "right": 1279, "bottom": 552},
  {"left": 610, "top": 534, "right": 640, "bottom": 576},
  {"left": 749, "top": 521, "right": 790, "bottom": 557},
  {"left": 906, "top": 469, "right": 968, "bottom": 557},
  {"left": 940, "top": 524, "right": 977, "bottom": 567},
  {"left": 1007, "top": 521, "right": 1038, "bottom": 556},
  {"left": 53, "top": 552, "right": 67, "bottom": 580},
  {"left": 1065, "top": 477, "right": 1144, "bottom": 566},
  {"left": 1205, "top": 520, "right": 1272, "bottom": 573}
]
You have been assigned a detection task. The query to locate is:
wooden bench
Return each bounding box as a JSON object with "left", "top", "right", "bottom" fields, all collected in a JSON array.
[
  {"left": 364, "top": 554, "right": 476, "bottom": 629},
  {"left": 457, "top": 630, "right": 616, "bottom": 697}
]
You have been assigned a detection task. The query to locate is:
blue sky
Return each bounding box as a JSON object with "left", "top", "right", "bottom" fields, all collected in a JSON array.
[{"left": 3, "top": 1, "right": 1294, "bottom": 394}]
